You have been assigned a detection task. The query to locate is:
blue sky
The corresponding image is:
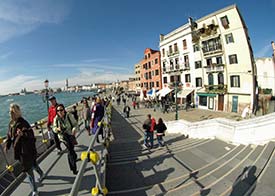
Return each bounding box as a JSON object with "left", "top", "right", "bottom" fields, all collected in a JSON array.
[{"left": 0, "top": 0, "right": 274, "bottom": 95}]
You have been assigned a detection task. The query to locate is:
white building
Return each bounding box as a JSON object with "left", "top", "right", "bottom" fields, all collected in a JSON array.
[
  {"left": 159, "top": 5, "right": 256, "bottom": 113},
  {"left": 255, "top": 58, "right": 275, "bottom": 96}
]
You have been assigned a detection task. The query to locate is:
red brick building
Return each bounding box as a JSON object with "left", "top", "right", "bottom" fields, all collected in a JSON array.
[{"left": 140, "top": 48, "right": 162, "bottom": 91}]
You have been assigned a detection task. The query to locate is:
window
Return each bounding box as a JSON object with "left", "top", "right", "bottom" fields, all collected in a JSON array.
[
  {"left": 144, "top": 55, "right": 147, "bottom": 59},
  {"left": 148, "top": 53, "right": 151, "bottom": 58},
  {"left": 229, "top": 54, "right": 238, "bottom": 64},
  {"left": 220, "top": 15, "right": 229, "bottom": 29},
  {"left": 202, "top": 37, "right": 222, "bottom": 53},
  {"left": 218, "top": 72, "right": 224, "bottom": 84},
  {"left": 195, "top": 61, "right": 202, "bottom": 69},
  {"left": 156, "top": 81, "right": 159, "bottom": 87},
  {"left": 216, "top": 56, "right": 223, "bottom": 65},
  {"left": 169, "top": 45, "right": 173, "bottom": 53},
  {"left": 225, "top": 33, "right": 234, "bottom": 44},
  {"left": 185, "top": 74, "right": 191, "bottom": 83},
  {"left": 163, "top": 77, "right": 167, "bottom": 84},
  {"left": 199, "top": 96, "right": 207, "bottom": 106},
  {"left": 155, "top": 58, "right": 158, "bottom": 64},
  {"left": 162, "top": 49, "right": 165, "bottom": 57},
  {"left": 149, "top": 72, "right": 152, "bottom": 79},
  {"left": 151, "top": 82, "right": 154, "bottom": 88},
  {"left": 196, "top": 77, "right": 202, "bottom": 87},
  {"left": 183, "top": 39, "right": 187, "bottom": 50},
  {"left": 230, "top": 75, "right": 240, "bottom": 87},
  {"left": 155, "top": 69, "right": 159, "bottom": 75},
  {"left": 184, "top": 55, "right": 189, "bottom": 67},
  {"left": 175, "top": 58, "right": 179, "bottom": 69},
  {"left": 193, "top": 44, "right": 200, "bottom": 52},
  {"left": 174, "top": 43, "right": 178, "bottom": 52},
  {"left": 206, "top": 58, "right": 212, "bottom": 66},
  {"left": 151, "top": 70, "right": 154, "bottom": 77},
  {"left": 148, "top": 62, "right": 151, "bottom": 69}
]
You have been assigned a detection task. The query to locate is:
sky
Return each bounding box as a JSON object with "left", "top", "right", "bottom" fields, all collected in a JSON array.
[{"left": 0, "top": 0, "right": 274, "bottom": 95}]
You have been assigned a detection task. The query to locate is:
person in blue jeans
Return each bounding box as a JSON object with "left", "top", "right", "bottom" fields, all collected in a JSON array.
[
  {"left": 5, "top": 104, "right": 45, "bottom": 196},
  {"left": 142, "top": 114, "right": 156, "bottom": 148},
  {"left": 155, "top": 118, "right": 167, "bottom": 147}
]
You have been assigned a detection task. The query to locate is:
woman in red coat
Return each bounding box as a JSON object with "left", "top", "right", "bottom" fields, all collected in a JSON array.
[{"left": 5, "top": 104, "right": 45, "bottom": 196}]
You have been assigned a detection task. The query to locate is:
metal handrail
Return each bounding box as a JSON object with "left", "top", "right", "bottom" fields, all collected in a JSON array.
[{"left": 70, "top": 101, "right": 112, "bottom": 196}]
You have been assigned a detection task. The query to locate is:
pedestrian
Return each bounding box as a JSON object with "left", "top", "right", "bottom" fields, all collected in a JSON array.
[
  {"left": 241, "top": 105, "right": 251, "bottom": 119},
  {"left": 123, "top": 105, "right": 131, "bottom": 118},
  {"left": 53, "top": 104, "right": 78, "bottom": 175},
  {"left": 155, "top": 118, "right": 167, "bottom": 147},
  {"left": 47, "top": 96, "right": 63, "bottom": 154},
  {"left": 142, "top": 114, "right": 155, "bottom": 148},
  {"left": 90, "top": 97, "right": 105, "bottom": 142},
  {"left": 132, "top": 100, "right": 136, "bottom": 109},
  {"left": 82, "top": 99, "right": 91, "bottom": 136},
  {"left": 71, "top": 105, "right": 79, "bottom": 122},
  {"left": 5, "top": 104, "right": 45, "bottom": 196}
]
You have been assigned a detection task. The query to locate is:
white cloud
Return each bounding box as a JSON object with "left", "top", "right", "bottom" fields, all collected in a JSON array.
[
  {"left": 0, "top": 75, "right": 40, "bottom": 95},
  {"left": 0, "top": 0, "right": 72, "bottom": 43}
]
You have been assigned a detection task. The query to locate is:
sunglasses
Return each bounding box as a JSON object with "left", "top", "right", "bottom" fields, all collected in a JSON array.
[{"left": 57, "top": 109, "right": 64, "bottom": 112}]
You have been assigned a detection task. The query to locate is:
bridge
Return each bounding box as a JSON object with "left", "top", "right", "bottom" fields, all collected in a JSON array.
[{"left": 1, "top": 102, "right": 275, "bottom": 195}]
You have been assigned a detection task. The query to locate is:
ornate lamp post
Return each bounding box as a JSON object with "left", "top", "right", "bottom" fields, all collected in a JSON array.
[{"left": 44, "top": 79, "right": 49, "bottom": 112}]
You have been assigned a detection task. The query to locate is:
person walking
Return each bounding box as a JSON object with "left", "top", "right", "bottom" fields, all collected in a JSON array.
[
  {"left": 155, "top": 118, "right": 167, "bottom": 147},
  {"left": 142, "top": 114, "right": 155, "bottom": 148},
  {"left": 123, "top": 105, "right": 131, "bottom": 118},
  {"left": 71, "top": 105, "right": 79, "bottom": 122},
  {"left": 53, "top": 104, "right": 78, "bottom": 175},
  {"left": 5, "top": 104, "right": 45, "bottom": 196},
  {"left": 47, "top": 96, "right": 63, "bottom": 154},
  {"left": 82, "top": 99, "right": 91, "bottom": 136},
  {"left": 90, "top": 97, "right": 105, "bottom": 142}
]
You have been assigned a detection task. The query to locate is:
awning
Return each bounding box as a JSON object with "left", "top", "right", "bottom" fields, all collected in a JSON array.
[
  {"left": 197, "top": 92, "right": 216, "bottom": 97},
  {"left": 156, "top": 87, "right": 174, "bottom": 97},
  {"left": 176, "top": 89, "right": 194, "bottom": 98},
  {"left": 146, "top": 89, "right": 153, "bottom": 95}
]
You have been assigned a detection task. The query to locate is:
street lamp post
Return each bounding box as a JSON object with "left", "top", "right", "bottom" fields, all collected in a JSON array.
[
  {"left": 175, "top": 82, "right": 179, "bottom": 120},
  {"left": 174, "top": 81, "right": 182, "bottom": 120},
  {"left": 44, "top": 79, "right": 49, "bottom": 112}
]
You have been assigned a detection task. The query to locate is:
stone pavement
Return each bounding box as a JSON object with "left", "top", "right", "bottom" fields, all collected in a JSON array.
[{"left": 114, "top": 102, "right": 241, "bottom": 124}]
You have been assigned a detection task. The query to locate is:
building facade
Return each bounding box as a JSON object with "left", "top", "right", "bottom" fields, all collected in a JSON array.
[
  {"left": 134, "top": 63, "right": 141, "bottom": 92},
  {"left": 159, "top": 5, "right": 256, "bottom": 113},
  {"left": 140, "top": 48, "right": 162, "bottom": 91},
  {"left": 255, "top": 58, "right": 275, "bottom": 96}
]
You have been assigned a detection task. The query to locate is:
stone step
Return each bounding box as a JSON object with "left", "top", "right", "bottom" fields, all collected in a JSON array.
[
  {"left": 108, "top": 138, "right": 201, "bottom": 161},
  {"left": 108, "top": 139, "right": 210, "bottom": 165},
  {"left": 106, "top": 141, "right": 244, "bottom": 195}
]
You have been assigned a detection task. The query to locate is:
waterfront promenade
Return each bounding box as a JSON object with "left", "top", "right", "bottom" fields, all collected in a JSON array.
[{"left": 6, "top": 101, "right": 275, "bottom": 195}]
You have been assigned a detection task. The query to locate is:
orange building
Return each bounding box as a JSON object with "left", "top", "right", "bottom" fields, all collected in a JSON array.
[{"left": 140, "top": 48, "right": 162, "bottom": 92}]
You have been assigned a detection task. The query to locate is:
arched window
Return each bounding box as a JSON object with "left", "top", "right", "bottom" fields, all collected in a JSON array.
[
  {"left": 208, "top": 73, "right": 213, "bottom": 85},
  {"left": 218, "top": 72, "right": 224, "bottom": 84}
]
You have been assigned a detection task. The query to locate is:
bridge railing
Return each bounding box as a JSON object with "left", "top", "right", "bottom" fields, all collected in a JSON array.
[
  {"left": 0, "top": 102, "right": 84, "bottom": 196},
  {"left": 70, "top": 101, "right": 112, "bottom": 196}
]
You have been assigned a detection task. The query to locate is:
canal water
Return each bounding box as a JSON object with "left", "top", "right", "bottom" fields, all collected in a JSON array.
[{"left": 0, "top": 91, "right": 96, "bottom": 137}]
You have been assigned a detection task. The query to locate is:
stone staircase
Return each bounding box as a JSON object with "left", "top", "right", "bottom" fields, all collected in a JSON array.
[{"left": 106, "top": 107, "right": 275, "bottom": 196}]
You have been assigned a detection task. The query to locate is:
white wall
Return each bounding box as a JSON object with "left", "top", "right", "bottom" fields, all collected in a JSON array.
[{"left": 166, "top": 112, "right": 275, "bottom": 145}]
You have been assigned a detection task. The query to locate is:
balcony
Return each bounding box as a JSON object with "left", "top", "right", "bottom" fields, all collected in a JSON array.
[
  {"left": 205, "top": 63, "right": 225, "bottom": 73},
  {"left": 167, "top": 50, "right": 179, "bottom": 57},
  {"left": 202, "top": 44, "right": 222, "bottom": 56},
  {"left": 204, "top": 84, "right": 227, "bottom": 94}
]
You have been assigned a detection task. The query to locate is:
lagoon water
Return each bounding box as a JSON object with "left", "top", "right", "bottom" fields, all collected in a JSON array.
[{"left": 0, "top": 91, "right": 96, "bottom": 137}]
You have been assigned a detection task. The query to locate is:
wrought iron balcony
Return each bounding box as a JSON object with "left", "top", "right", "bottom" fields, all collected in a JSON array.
[
  {"left": 205, "top": 63, "right": 225, "bottom": 73},
  {"left": 167, "top": 50, "right": 179, "bottom": 57},
  {"left": 204, "top": 84, "right": 227, "bottom": 94}
]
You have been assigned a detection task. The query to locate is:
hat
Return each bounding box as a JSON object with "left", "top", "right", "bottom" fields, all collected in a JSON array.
[{"left": 49, "top": 95, "right": 56, "bottom": 100}]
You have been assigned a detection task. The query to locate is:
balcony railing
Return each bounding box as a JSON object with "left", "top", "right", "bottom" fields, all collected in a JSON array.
[
  {"left": 162, "top": 64, "right": 187, "bottom": 74},
  {"left": 167, "top": 50, "right": 179, "bottom": 57},
  {"left": 205, "top": 63, "right": 225, "bottom": 72},
  {"left": 202, "top": 44, "right": 222, "bottom": 55},
  {"left": 204, "top": 84, "right": 227, "bottom": 94}
]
